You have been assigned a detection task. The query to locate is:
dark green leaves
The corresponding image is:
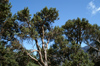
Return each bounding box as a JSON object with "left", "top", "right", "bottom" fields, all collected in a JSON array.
[
  {"left": 62, "top": 18, "right": 90, "bottom": 45},
  {"left": 32, "top": 7, "right": 59, "bottom": 35},
  {"left": 0, "top": 0, "right": 12, "bottom": 22},
  {"left": 17, "top": 7, "right": 31, "bottom": 22}
]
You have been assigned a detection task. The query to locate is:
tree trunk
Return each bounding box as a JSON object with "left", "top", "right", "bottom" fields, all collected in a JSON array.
[
  {"left": 44, "top": 61, "right": 48, "bottom": 66},
  {"left": 42, "top": 26, "right": 48, "bottom": 66},
  {"left": 44, "top": 49, "right": 48, "bottom": 66}
]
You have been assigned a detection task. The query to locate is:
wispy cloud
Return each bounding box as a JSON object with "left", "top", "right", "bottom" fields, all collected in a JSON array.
[{"left": 87, "top": 1, "right": 100, "bottom": 15}]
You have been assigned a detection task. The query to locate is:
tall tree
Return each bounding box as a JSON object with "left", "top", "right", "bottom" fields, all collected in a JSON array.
[
  {"left": 48, "top": 18, "right": 95, "bottom": 66},
  {"left": 85, "top": 24, "right": 100, "bottom": 66},
  {"left": 62, "top": 18, "right": 89, "bottom": 45},
  {"left": 0, "top": 0, "right": 39, "bottom": 66},
  {"left": 0, "top": 0, "right": 18, "bottom": 65},
  {"left": 16, "top": 7, "right": 59, "bottom": 66}
]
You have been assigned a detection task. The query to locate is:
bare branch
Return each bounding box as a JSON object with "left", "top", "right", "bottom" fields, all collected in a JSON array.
[
  {"left": 35, "top": 39, "right": 44, "bottom": 65},
  {"left": 27, "top": 52, "right": 38, "bottom": 62},
  {"left": 27, "top": 52, "right": 43, "bottom": 66},
  {"left": 35, "top": 39, "right": 40, "bottom": 51},
  {"left": 86, "top": 42, "right": 100, "bottom": 52},
  {"left": 96, "top": 39, "right": 100, "bottom": 43},
  {"left": 31, "top": 50, "right": 38, "bottom": 53},
  {"left": 46, "top": 38, "right": 50, "bottom": 50},
  {"left": 30, "top": 49, "right": 44, "bottom": 65}
]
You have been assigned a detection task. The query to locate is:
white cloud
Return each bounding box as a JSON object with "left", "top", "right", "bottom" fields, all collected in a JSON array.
[{"left": 88, "top": 1, "right": 100, "bottom": 15}]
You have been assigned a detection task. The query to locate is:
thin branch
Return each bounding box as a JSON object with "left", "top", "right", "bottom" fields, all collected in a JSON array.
[
  {"left": 31, "top": 50, "right": 38, "bottom": 53},
  {"left": 96, "top": 39, "right": 100, "bottom": 43},
  {"left": 86, "top": 42, "right": 100, "bottom": 52},
  {"left": 35, "top": 39, "right": 40, "bottom": 51},
  {"left": 27, "top": 52, "right": 42, "bottom": 66},
  {"left": 27, "top": 52, "right": 38, "bottom": 62},
  {"left": 30, "top": 49, "right": 44, "bottom": 65},
  {"left": 35, "top": 38, "right": 44, "bottom": 65}
]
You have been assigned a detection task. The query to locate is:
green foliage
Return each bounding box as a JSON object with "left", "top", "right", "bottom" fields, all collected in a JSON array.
[
  {"left": 0, "top": 1, "right": 39, "bottom": 66},
  {"left": 17, "top": 6, "right": 59, "bottom": 66},
  {"left": 17, "top": 7, "right": 31, "bottom": 22},
  {"left": 17, "top": 7, "right": 38, "bottom": 39},
  {"left": 62, "top": 18, "right": 90, "bottom": 45},
  {"left": 48, "top": 18, "right": 98, "bottom": 66},
  {"left": 27, "top": 62, "right": 39, "bottom": 66},
  {"left": 0, "top": 41, "right": 39, "bottom": 66},
  {"left": 32, "top": 7, "right": 59, "bottom": 35},
  {"left": 61, "top": 41, "right": 94, "bottom": 66},
  {"left": 0, "top": 0, "right": 12, "bottom": 22},
  {"left": 17, "top": 7, "right": 59, "bottom": 40},
  {"left": 48, "top": 29, "right": 69, "bottom": 66},
  {"left": 63, "top": 50, "right": 94, "bottom": 66},
  {"left": 1, "top": 0, "right": 100, "bottom": 66},
  {"left": 0, "top": 41, "right": 19, "bottom": 66},
  {"left": 83, "top": 22, "right": 100, "bottom": 66}
]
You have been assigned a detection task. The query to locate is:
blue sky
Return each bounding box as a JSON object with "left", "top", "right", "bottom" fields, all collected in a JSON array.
[{"left": 9, "top": 0, "right": 100, "bottom": 49}]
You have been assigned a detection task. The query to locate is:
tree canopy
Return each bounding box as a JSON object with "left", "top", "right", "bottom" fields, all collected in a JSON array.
[{"left": 0, "top": 0, "right": 100, "bottom": 66}]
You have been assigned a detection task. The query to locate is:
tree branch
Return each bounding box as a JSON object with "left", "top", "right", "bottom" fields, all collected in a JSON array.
[
  {"left": 35, "top": 38, "right": 44, "bottom": 65},
  {"left": 27, "top": 52, "right": 38, "bottom": 62},
  {"left": 35, "top": 39, "right": 40, "bottom": 51},
  {"left": 86, "top": 42, "right": 100, "bottom": 52},
  {"left": 31, "top": 50, "right": 38, "bottom": 53},
  {"left": 44, "top": 38, "right": 50, "bottom": 65},
  {"left": 96, "top": 39, "right": 100, "bottom": 44},
  {"left": 46, "top": 38, "right": 50, "bottom": 50},
  {"left": 27, "top": 52, "right": 42, "bottom": 66},
  {"left": 42, "top": 26, "right": 45, "bottom": 50}
]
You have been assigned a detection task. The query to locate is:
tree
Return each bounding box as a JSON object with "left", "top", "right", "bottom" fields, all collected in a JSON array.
[
  {"left": 0, "top": 0, "right": 39, "bottom": 66},
  {"left": 1, "top": 0, "right": 100, "bottom": 66},
  {"left": 0, "top": 0, "right": 19, "bottom": 65},
  {"left": 16, "top": 7, "right": 59, "bottom": 66},
  {"left": 48, "top": 18, "right": 96, "bottom": 66},
  {"left": 48, "top": 38, "right": 94, "bottom": 66},
  {"left": 62, "top": 18, "right": 89, "bottom": 45},
  {"left": 62, "top": 18, "right": 100, "bottom": 66},
  {"left": 85, "top": 24, "right": 100, "bottom": 66}
]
